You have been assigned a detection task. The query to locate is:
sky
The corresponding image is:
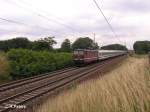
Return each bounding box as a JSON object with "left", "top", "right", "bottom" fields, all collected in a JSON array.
[{"left": 0, "top": 0, "right": 150, "bottom": 49}]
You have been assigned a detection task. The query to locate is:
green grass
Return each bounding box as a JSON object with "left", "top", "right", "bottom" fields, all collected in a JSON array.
[{"left": 36, "top": 57, "right": 150, "bottom": 112}]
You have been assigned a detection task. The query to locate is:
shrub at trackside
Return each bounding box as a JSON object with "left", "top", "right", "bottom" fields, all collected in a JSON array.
[
  {"left": 7, "top": 49, "right": 73, "bottom": 79},
  {"left": 0, "top": 52, "right": 11, "bottom": 81}
]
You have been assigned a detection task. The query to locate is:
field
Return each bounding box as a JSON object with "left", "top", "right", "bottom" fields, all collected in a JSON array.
[{"left": 36, "top": 56, "right": 150, "bottom": 112}]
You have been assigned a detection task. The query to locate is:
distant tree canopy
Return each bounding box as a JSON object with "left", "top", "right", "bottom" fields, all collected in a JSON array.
[
  {"left": 61, "top": 39, "right": 71, "bottom": 52},
  {"left": 0, "top": 37, "right": 30, "bottom": 51},
  {"left": 101, "top": 44, "right": 127, "bottom": 50},
  {"left": 133, "top": 41, "right": 150, "bottom": 54},
  {"left": 0, "top": 37, "right": 57, "bottom": 51},
  {"left": 72, "top": 37, "right": 99, "bottom": 50},
  {"left": 30, "top": 41, "right": 50, "bottom": 51},
  {"left": 38, "top": 37, "right": 57, "bottom": 50},
  {"left": 31, "top": 37, "right": 57, "bottom": 51}
]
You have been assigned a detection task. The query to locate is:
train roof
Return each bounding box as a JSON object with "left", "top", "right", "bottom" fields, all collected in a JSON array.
[
  {"left": 74, "top": 49, "right": 98, "bottom": 51},
  {"left": 74, "top": 49, "right": 126, "bottom": 52},
  {"left": 98, "top": 50, "right": 126, "bottom": 52}
]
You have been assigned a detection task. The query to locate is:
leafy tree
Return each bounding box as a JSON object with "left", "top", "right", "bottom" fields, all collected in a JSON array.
[
  {"left": 101, "top": 44, "right": 127, "bottom": 50},
  {"left": 0, "top": 41, "right": 8, "bottom": 51},
  {"left": 0, "top": 37, "right": 30, "bottom": 51},
  {"left": 133, "top": 41, "right": 150, "bottom": 54},
  {"left": 8, "top": 37, "right": 30, "bottom": 49},
  {"left": 93, "top": 42, "right": 99, "bottom": 49},
  {"left": 61, "top": 39, "right": 71, "bottom": 52},
  {"left": 31, "top": 41, "right": 50, "bottom": 51},
  {"left": 0, "top": 37, "right": 57, "bottom": 52},
  {"left": 39, "top": 37, "right": 57, "bottom": 50},
  {"left": 72, "top": 37, "right": 99, "bottom": 50}
]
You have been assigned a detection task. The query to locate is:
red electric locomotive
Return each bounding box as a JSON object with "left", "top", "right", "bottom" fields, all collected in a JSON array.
[{"left": 73, "top": 49, "right": 98, "bottom": 65}]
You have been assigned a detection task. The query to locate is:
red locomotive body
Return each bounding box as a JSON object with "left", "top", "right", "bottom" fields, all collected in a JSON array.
[{"left": 73, "top": 49, "right": 98, "bottom": 64}]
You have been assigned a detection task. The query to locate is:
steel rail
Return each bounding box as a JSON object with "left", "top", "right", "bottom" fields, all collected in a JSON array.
[
  {"left": 0, "top": 56, "right": 125, "bottom": 112},
  {"left": 0, "top": 62, "right": 102, "bottom": 104},
  {"left": 0, "top": 67, "right": 77, "bottom": 92}
]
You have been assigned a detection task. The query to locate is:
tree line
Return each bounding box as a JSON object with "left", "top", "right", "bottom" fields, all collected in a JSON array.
[
  {"left": 0, "top": 36, "right": 129, "bottom": 52},
  {"left": 0, "top": 37, "right": 97, "bottom": 52},
  {"left": 101, "top": 44, "right": 127, "bottom": 50},
  {"left": 1, "top": 36, "right": 150, "bottom": 54},
  {"left": 0, "top": 37, "right": 57, "bottom": 52}
]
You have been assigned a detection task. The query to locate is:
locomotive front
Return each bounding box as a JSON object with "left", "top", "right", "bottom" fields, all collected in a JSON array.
[
  {"left": 73, "top": 49, "right": 84, "bottom": 65},
  {"left": 73, "top": 49, "right": 99, "bottom": 65}
]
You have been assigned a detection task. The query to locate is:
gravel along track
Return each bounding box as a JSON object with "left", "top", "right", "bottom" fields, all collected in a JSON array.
[
  {"left": 0, "top": 55, "right": 126, "bottom": 112},
  {"left": 0, "top": 67, "right": 78, "bottom": 99}
]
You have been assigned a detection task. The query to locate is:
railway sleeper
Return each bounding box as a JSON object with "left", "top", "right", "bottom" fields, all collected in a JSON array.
[
  {"left": 15, "top": 98, "right": 23, "bottom": 102},
  {"left": 9, "top": 100, "right": 20, "bottom": 104},
  {"left": 19, "top": 96, "right": 31, "bottom": 101},
  {"left": 0, "top": 102, "right": 13, "bottom": 108},
  {"left": 30, "top": 91, "right": 40, "bottom": 94},
  {"left": 18, "top": 95, "right": 28, "bottom": 99},
  {"left": 27, "top": 93, "right": 38, "bottom": 96},
  {"left": 0, "top": 106, "right": 4, "bottom": 110},
  {"left": 24, "top": 94, "right": 34, "bottom": 97},
  {"left": 8, "top": 101, "right": 19, "bottom": 104}
]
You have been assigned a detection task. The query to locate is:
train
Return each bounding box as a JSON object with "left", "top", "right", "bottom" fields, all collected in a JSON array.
[{"left": 73, "top": 49, "right": 127, "bottom": 65}]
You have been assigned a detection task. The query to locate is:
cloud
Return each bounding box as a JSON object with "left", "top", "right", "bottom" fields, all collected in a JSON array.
[
  {"left": 117, "top": 0, "right": 150, "bottom": 13},
  {"left": 103, "top": 0, "right": 150, "bottom": 13},
  {"left": 0, "top": 0, "right": 150, "bottom": 49}
]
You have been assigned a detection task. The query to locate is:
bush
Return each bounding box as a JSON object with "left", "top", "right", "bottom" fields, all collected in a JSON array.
[
  {"left": 7, "top": 49, "right": 73, "bottom": 79},
  {"left": 0, "top": 52, "right": 11, "bottom": 81},
  {"left": 133, "top": 41, "right": 150, "bottom": 54}
]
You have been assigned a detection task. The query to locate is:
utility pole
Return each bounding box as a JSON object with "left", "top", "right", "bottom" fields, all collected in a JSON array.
[{"left": 93, "top": 33, "right": 95, "bottom": 43}]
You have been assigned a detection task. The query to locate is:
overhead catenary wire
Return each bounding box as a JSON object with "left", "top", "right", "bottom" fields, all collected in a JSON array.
[
  {"left": 0, "top": 17, "right": 58, "bottom": 33},
  {"left": 3, "top": 0, "right": 80, "bottom": 39},
  {"left": 7, "top": 0, "right": 78, "bottom": 33},
  {"left": 0, "top": 17, "right": 77, "bottom": 41},
  {"left": 0, "top": 17, "right": 28, "bottom": 26},
  {"left": 92, "top": 0, "right": 122, "bottom": 43},
  {"left": 20, "top": 0, "right": 77, "bottom": 32}
]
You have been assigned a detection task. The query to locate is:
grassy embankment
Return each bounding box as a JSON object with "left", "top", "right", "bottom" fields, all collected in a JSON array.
[
  {"left": 37, "top": 56, "right": 150, "bottom": 112},
  {"left": 0, "top": 52, "right": 11, "bottom": 83}
]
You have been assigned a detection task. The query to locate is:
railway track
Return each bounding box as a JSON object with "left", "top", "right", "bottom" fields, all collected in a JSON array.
[
  {"left": 0, "top": 67, "right": 76, "bottom": 91},
  {"left": 0, "top": 68, "right": 80, "bottom": 101},
  {"left": 0, "top": 55, "right": 126, "bottom": 112}
]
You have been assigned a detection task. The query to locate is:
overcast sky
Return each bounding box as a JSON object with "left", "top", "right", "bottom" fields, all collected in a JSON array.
[{"left": 0, "top": 0, "right": 150, "bottom": 49}]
